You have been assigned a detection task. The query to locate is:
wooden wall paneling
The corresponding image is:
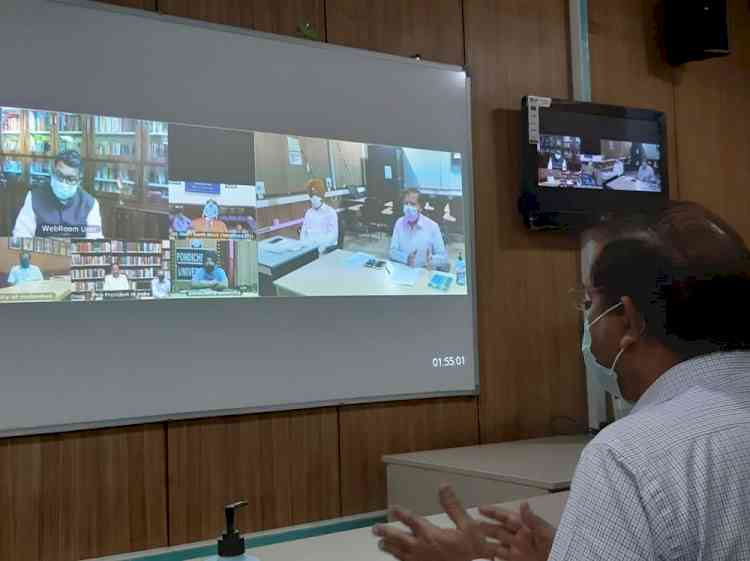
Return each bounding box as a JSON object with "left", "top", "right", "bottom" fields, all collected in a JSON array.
[
  {"left": 0, "top": 436, "right": 41, "bottom": 561},
  {"left": 339, "top": 397, "right": 478, "bottom": 515},
  {"left": 167, "top": 408, "right": 340, "bottom": 545},
  {"left": 462, "top": 0, "right": 586, "bottom": 443},
  {"left": 158, "top": 0, "right": 326, "bottom": 40},
  {"left": 95, "top": 0, "right": 156, "bottom": 9},
  {"left": 672, "top": 0, "right": 750, "bottom": 240},
  {"left": 325, "top": 0, "right": 465, "bottom": 65},
  {"left": 588, "top": 0, "right": 679, "bottom": 197},
  {"left": 0, "top": 425, "right": 167, "bottom": 561}
]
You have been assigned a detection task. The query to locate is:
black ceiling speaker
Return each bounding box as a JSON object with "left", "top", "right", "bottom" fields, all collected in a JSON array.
[{"left": 664, "top": 0, "right": 730, "bottom": 65}]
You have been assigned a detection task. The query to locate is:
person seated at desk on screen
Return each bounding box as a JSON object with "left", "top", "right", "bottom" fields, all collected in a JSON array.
[
  {"left": 637, "top": 160, "right": 657, "bottom": 183},
  {"left": 191, "top": 252, "right": 228, "bottom": 291},
  {"left": 389, "top": 188, "right": 449, "bottom": 271},
  {"left": 102, "top": 263, "right": 130, "bottom": 291},
  {"left": 171, "top": 208, "right": 193, "bottom": 236},
  {"left": 547, "top": 149, "right": 567, "bottom": 171},
  {"left": 12, "top": 150, "right": 103, "bottom": 239},
  {"left": 151, "top": 270, "right": 171, "bottom": 299},
  {"left": 7, "top": 252, "right": 43, "bottom": 286},
  {"left": 191, "top": 199, "right": 228, "bottom": 236},
  {"left": 300, "top": 178, "right": 338, "bottom": 254}
]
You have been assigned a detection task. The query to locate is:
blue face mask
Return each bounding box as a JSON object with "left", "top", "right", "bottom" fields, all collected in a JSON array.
[
  {"left": 581, "top": 301, "right": 633, "bottom": 405},
  {"left": 50, "top": 175, "right": 79, "bottom": 202},
  {"left": 403, "top": 204, "right": 419, "bottom": 222},
  {"left": 203, "top": 203, "right": 219, "bottom": 220}
]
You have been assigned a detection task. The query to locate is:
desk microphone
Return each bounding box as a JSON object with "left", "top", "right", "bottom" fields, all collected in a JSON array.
[{"left": 206, "top": 500, "right": 260, "bottom": 561}]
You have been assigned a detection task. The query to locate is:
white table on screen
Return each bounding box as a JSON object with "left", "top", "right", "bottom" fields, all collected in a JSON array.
[
  {"left": 606, "top": 175, "right": 660, "bottom": 192},
  {"left": 273, "top": 249, "right": 468, "bottom": 297},
  {"left": 383, "top": 435, "right": 590, "bottom": 516}
]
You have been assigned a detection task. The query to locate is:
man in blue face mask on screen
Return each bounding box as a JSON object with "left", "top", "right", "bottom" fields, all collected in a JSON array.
[
  {"left": 389, "top": 188, "right": 448, "bottom": 271},
  {"left": 374, "top": 202, "right": 750, "bottom": 561},
  {"left": 12, "top": 150, "right": 103, "bottom": 239},
  {"left": 7, "top": 251, "right": 44, "bottom": 286}
]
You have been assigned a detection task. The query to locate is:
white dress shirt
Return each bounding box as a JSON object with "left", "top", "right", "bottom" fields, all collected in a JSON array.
[
  {"left": 550, "top": 351, "right": 750, "bottom": 561},
  {"left": 102, "top": 273, "right": 130, "bottom": 291},
  {"left": 637, "top": 165, "right": 657, "bottom": 183},
  {"left": 389, "top": 214, "right": 448, "bottom": 269},
  {"left": 151, "top": 277, "right": 171, "bottom": 299},
  {"left": 300, "top": 203, "right": 338, "bottom": 252}
]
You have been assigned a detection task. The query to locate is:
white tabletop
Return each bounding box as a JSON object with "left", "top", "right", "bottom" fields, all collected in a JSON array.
[
  {"left": 252, "top": 492, "right": 568, "bottom": 561},
  {"left": 273, "top": 249, "right": 468, "bottom": 297},
  {"left": 86, "top": 492, "right": 568, "bottom": 561},
  {"left": 383, "top": 435, "right": 591, "bottom": 490}
]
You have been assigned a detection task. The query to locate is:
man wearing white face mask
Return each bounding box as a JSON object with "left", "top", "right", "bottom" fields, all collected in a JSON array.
[
  {"left": 374, "top": 202, "right": 750, "bottom": 561},
  {"left": 389, "top": 188, "right": 448, "bottom": 271},
  {"left": 300, "top": 178, "right": 338, "bottom": 254}
]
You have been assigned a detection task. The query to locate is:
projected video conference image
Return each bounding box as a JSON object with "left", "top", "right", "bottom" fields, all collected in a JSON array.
[
  {"left": 537, "top": 134, "right": 663, "bottom": 192},
  {"left": 0, "top": 105, "right": 470, "bottom": 303}
]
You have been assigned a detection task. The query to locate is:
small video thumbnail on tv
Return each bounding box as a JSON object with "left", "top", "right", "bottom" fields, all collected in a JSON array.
[
  {"left": 168, "top": 181, "right": 256, "bottom": 240},
  {"left": 537, "top": 134, "right": 662, "bottom": 192},
  {"left": 254, "top": 133, "right": 469, "bottom": 297},
  {"left": 0, "top": 237, "right": 74, "bottom": 303},
  {"left": 0, "top": 107, "right": 170, "bottom": 241}
]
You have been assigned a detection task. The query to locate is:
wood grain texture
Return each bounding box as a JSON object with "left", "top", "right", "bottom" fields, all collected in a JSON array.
[
  {"left": 0, "top": 425, "right": 167, "bottom": 561},
  {"left": 462, "top": 0, "right": 587, "bottom": 443},
  {"left": 167, "top": 408, "right": 340, "bottom": 544},
  {"left": 672, "top": 0, "right": 750, "bottom": 240},
  {"left": 339, "top": 397, "right": 478, "bottom": 514},
  {"left": 325, "top": 0, "right": 464, "bottom": 65},
  {"left": 588, "top": 0, "right": 680, "bottom": 197},
  {"left": 158, "top": 0, "right": 326, "bottom": 40},
  {"left": 95, "top": 0, "right": 156, "bottom": 9}
]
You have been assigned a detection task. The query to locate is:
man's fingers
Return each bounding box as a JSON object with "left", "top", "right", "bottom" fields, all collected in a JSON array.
[
  {"left": 378, "top": 538, "right": 412, "bottom": 561},
  {"left": 519, "top": 502, "right": 543, "bottom": 531},
  {"left": 373, "top": 523, "right": 418, "bottom": 546},
  {"left": 438, "top": 483, "right": 471, "bottom": 530},
  {"left": 389, "top": 506, "right": 431, "bottom": 537},
  {"left": 478, "top": 506, "right": 522, "bottom": 533},
  {"left": 478, "top": 522, "right": 518, "bottom": 545}
]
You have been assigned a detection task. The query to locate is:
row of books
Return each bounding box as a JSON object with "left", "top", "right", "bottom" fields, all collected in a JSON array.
[
  {"left": 114, "top": 255, "right": 161, "bottom": 265},
  {"left": 1, "top": 138, "right": 20, "bottom": 152},
  {"left": 71, "top": 268, "right": 107, "bottom": 280},
  {"left": 148, "top": 143, "right": 168, "bottom": 161},
  {"left": 71, "top": 255, "right": 110, "bottom": 266},
  {"left": 146, "top": 121, "right": 168, "bottom": 135},
  {"left": 28, "top": 111, "right": 52, "bottom": 133},
  {"left": 96, "top": 164, "right": 135, "bottom": 181},
  {"left": 95, "top": 141, "right": 135, "bottom": 157},
  {"left": 112, "top": 240, "right": 163, "bottom": 253},
  {"left": 95, "top": 116, "right": 137, "bottom": 134},
  {"left": 1, "top": 110, "right": 22, "bottom": 133},
  {"left": 147, "top": 168, "right": 168, "bottom": 185},
  {"left": 59, "top": 114, "right": 83, "bottom": 132}
]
